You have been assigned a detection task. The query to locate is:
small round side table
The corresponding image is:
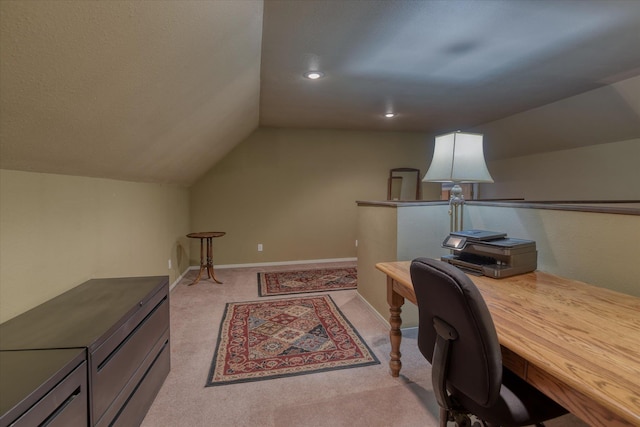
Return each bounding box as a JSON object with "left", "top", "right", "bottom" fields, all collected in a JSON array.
[{"left": 186, "top": 232, "right": 226, "bottom": 285}]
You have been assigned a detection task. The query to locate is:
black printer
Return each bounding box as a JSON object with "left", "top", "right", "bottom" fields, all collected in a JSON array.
[{"left": 441, "top": 229, "right": 537, "bottom": 278}]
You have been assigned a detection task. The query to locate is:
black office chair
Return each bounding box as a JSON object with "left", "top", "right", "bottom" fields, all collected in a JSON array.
[{"left": 410, "top": 258, "right": 568, "bottom": 427}]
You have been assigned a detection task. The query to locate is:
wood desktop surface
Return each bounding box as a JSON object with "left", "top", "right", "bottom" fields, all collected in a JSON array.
[{"left": 376, "top": 261, "right": 640, "bottom": 427}]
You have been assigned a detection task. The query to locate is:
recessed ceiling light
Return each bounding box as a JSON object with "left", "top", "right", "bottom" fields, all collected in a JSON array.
[
  {"left": 384, "top": 112, "right": 396, "bottom": 118},
  {"left": 304, "top": 71, "right": 324, "bottom": 80}
]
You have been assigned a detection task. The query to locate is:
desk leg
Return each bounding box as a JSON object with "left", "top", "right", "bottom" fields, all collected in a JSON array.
[{"left": 387, "top": 276, "right": 405, "bottom": 377}]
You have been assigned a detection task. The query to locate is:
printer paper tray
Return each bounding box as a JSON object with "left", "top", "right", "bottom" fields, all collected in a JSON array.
[
  {"left": 442, "top": 255, "right": 535, "bottom": 279},
  {"left": 441, "top": 255, "right": 486, "bottom": 276}
]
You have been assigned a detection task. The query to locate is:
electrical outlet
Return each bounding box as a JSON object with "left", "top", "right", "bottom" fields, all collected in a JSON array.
[
  {"left": 168, "top": 259, "right": 172, "bottom": 269},
  {"left": 355, "top": 239, "right": 358, "bottom": 247},
  {"left": 258, "top": 243, "right": 263, "bottom": 252}
]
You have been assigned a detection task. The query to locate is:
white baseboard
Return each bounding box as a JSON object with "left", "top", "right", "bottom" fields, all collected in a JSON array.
[
  {"left": 355, "top": 291, "right": 391, "bottom": 328},
  {"left": 169, "top": 268, "right": 191, "bottom": 291},
  {"left": 354, "top": 290, "right": 419, "bottom": 333},
  {"left": 211, "top": 257, "right": 357, "bottom": 269}
]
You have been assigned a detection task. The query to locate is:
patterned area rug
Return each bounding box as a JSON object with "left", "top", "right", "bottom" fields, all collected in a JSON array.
[
  {"left": 257, "top": 267, "right": 357, "bottom": 296},
  {"left": 207, "top": 295, "right": 379, "bottom": 386}
]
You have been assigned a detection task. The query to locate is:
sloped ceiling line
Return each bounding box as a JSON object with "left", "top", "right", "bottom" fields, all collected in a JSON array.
[{"left": 1, "top": 0, "right": 639, "bottom": 185}]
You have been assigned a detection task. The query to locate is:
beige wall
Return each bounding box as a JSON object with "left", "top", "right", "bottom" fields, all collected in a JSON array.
[
  {"left": 356, "top": 203, "right": 450, "bottom": 327},
  {"left": 474, "top": 75, "right": 640, "bottom": 200},
  {"left": 189, "top": 127, "right": 441, "bottom": 265},
  {"left": 480, "top": 139, "right": 640, "bottom": 200},
  {"left": 356, "top": 205, "right": 400, "bottom": 323},
  {"left": 466, "top": 205, "right": 640, "bottom": 296},
  {"left": 4, "top": 76, "right": 635, "bottom": 322},
  {"left": 0, "top": 169, "right": 190, "bottom": 322},
  {"left": 356, "top": 203, "right": 639, "bottom": 327},
  {"left": 475, "top": 75, "right": 640, "bottom": 163}
]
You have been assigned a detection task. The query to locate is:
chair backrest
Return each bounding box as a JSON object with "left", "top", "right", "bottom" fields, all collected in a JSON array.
[{"left": 410, "top": 258, "right": 502, "bottom": 408}]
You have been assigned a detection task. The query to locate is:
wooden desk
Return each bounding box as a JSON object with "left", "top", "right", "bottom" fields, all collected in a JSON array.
[{"left": 376, "top": 261, "right": 640, "bottom": 427}]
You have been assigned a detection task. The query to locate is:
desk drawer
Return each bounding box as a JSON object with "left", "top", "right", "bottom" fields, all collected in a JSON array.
[
  {"left": 91, "top": 294, "right": 169, "bottom": 423},
  {"left": 7, "top": 361, "right": 87, "bottom": 427}
]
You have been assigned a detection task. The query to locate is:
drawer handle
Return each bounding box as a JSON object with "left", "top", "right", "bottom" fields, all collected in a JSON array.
[{"left": 39, "top": 386, "right": 82, "bottom": 426}]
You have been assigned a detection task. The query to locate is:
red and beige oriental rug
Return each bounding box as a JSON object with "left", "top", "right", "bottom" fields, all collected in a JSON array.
[
  {"left": 257, "top": 267, "right": 357, "bottom": 296},
  {"left": 206, "top": 295, "right": 378, "bottom": 386}
]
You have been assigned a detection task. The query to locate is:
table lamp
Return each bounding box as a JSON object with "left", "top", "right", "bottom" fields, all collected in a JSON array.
[{"left": 422, "top": 131, "right": 493, "bottom": 232}]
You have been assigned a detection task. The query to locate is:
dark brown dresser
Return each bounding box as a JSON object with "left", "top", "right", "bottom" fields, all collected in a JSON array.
[
  {"left": 0, "top": 349, "right": 87, "bottom": 427},
  {"left": 0, "top": 276, "right": 170, "bottom": 427}
]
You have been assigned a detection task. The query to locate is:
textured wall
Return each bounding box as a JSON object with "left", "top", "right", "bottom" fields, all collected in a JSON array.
[
  {"left": 474, "top": 75, "right": 640, "bottom": 200},
  {"left": 355, "top": 205, "right": 400, "bottom": 324},
  {"left": 0, "top": 1, "right": 263, "bottom": 185},
  {"left": 481, "top": 139, "right": 640, "bottom": 200},
  {"left": 0, "top": 170, "right": 190, "bottom": 322},
  {"left": 356, "top": 203, "right": 639, "bottom": 326},
  {"left": 466, "top": 205, "right": 640, "bottom": 297},
  {"left": 189, "top": 127, "right": 440, "bottom": 266},
  {"left": 476, "top": 75, "right": 640, "bottom": 162}
]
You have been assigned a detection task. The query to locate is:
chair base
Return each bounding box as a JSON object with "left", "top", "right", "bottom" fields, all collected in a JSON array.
[
  {"left": 441, "top": 408, "right": 547, "bottom": 427},
  {"left": 441, "top": 408, "right": 487, "bottom": 427}
]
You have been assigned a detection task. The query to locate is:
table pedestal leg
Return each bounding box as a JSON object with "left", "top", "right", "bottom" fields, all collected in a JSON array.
[
  {"left": 387, "top": 276, "right": 404, "bottom": 377},
  {"left": 189, "top": 238, "right": 206, "bottom": 286},
  {"left": 206, "top": 237, "right": 222, "bottom": 284}
]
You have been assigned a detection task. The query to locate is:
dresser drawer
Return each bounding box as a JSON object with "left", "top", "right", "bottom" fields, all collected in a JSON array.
[
  {"left": 109, "top": 338, "right": 170, "bottom": 427},
  {"left": 91, "top": 293, "right": 169, "bottom": 423},
  {"left": 5, "top": 360, "right": 87, "bottom": 427},
  {"left": 0, "top": 275, "right": 169, "bottom": 427}
]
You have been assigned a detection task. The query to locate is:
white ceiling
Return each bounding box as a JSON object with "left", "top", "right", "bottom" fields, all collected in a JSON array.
[
  {"left": 1, "top": 0, "right": 639, "bottom": 186},
  {"left": 260, "top": 0, "right": 640, "bottom": 132}
]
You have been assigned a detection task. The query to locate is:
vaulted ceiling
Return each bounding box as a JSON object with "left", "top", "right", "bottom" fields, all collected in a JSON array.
[{"left": 1, "top": 1, "right": 639, "bottom": 186}]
